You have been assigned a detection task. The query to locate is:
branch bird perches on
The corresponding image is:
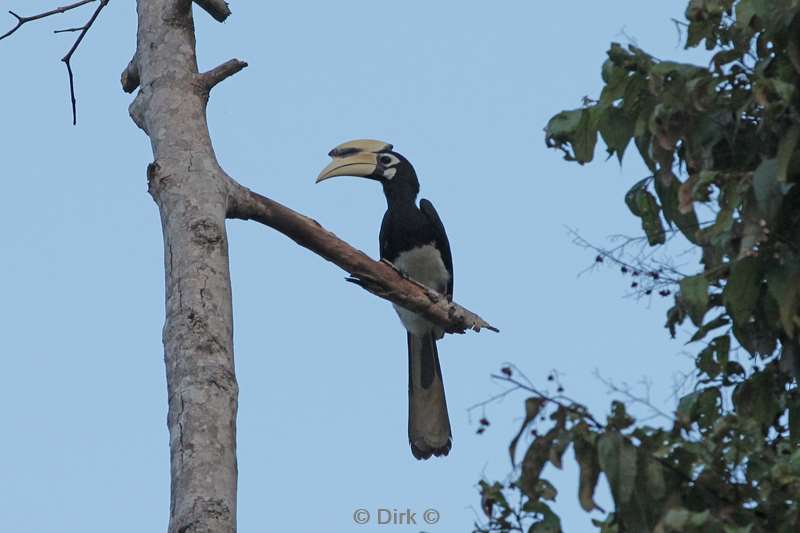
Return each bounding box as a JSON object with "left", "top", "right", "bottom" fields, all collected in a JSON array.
[{"left": 227, "top": 185, "right": 498, "bottom": 334}]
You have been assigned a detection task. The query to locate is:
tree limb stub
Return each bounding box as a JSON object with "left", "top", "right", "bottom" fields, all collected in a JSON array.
[
  {"left": 193, "top": 0, "right": 230, "bottom": 22},
  {"left": 227, "top": 186, "right": 499, "bottom": 334},
  {"left": 199, "top": 59, "right": 247, "bottom": 91},
  {"left": 120, "top": 54, "right": 140, "bottom": 93}
]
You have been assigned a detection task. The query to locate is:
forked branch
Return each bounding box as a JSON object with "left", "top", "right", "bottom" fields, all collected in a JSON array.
[
  {"left": 227, "top": 185, "right": 499, "bottom": 334},
  {"left": 61, "top": 0, "right": 110, "bottom": 125},
  {"left": 0, "top": 0, "right": 94, "bottom": 41},
  {"left": 1, "top": 0, "right": 109, "bottom": 124}
]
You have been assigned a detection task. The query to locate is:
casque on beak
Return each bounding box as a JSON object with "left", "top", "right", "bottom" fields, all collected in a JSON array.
[{"left": 316, "top": 139, "right": 393, "bottom": 183}]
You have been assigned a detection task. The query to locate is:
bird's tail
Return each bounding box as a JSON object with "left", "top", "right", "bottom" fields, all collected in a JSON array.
[{"left": 407, "top": 332, "right": 452, "bottom": 459}]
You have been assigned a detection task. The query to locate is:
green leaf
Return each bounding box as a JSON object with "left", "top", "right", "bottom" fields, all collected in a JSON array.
[
  {"left": 545, "top": 109, "right": 582, "bottom": 139},
  {"left": 573, "top": 434, "right": 601, "bottom": 512},
  {"left": 724, "top": 256, "right": 761, "bottom": 327},
  {"left": 649, "top": 60, "right": 705, "bottom": 79},
  {"left": 644, "top": 458, "right": 666, "bottom": 501},
  {"left": 776, "top": 124, "right": 800, "bottom": 182},
  {"left": 677, "top": 391, "right": 701, "bottom": 424},
  {"left": 597, "top": 431, "right": 637, "bottom": 505},
  {"left": 680, "top": 274, "right": 710, "bottom": 327},
  {"left": 733, "top": 369, "right": 781, "bottom": 429},
  {"left": 544, "top": 108, "right": 598, "bottom": 164},
  {"left": 548, "top": 431, "right": 572, "bottom": 470},
  {"left": 724, "top": 525, "right": 753, "bottom": 533},
  {"left": 625, "top": 180, "right": 666, "bottom": 246},
  {"left": 510, "top": 397, "right": 545, "bottom": 466},
  {"left": 655, "top": 170, "right": 701, "bottom": 243},
  {"left": 598, "top": 106, "right": 634, "bottom": 163},
  {"left": 752, "top": 158, "right": 782, "bottom": 224},
  {"left": 766, "top": 268, "right": 800, "bottom": 338},
  {"left": 536, "top": 479, "right": 558, "bottom": 502},
  {"left": 573, "top": 108, "right": 599, "bottom": 164},
  {"left": 789, "top": 393, "right": 800, "bottom": 445},
  {"left": 662, "top": 508, "right": 690, "bottom": 530},
  {"left": 688, "top": 316, "right": 729, "bottom": 343},
  {"left": 526, "top": 501, "right": 563, "bottom": 533}
]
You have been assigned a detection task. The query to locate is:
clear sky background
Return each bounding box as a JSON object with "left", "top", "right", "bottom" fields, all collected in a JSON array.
[{"left": 1, "top": 2, "right": 709, "bottom": 532}]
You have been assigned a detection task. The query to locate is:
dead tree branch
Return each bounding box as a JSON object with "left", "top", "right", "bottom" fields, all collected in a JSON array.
[
  {"left": 227, "top": 186, "right": 499, "bottom": 334},
  {"left": 61, "top": 0, "right": 109, "bottom": 125},
  {"left": 0, "top": 0, "right": 109, "bottom": 124},
  {"left": 199, "top": 59, "right": 248, "bottom": 91},
  {"left": 0, "top": 0, "right": 94, "bottom": 41}
]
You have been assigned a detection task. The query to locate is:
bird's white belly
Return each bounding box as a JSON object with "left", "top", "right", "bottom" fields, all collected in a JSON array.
[{"left": 391, "top": 244, "right": 450, "bottom": 336}]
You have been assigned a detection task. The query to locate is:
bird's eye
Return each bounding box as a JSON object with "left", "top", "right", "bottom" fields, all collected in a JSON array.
[{"left": 379, "top": 155, "right": 392, "bottom": 165}]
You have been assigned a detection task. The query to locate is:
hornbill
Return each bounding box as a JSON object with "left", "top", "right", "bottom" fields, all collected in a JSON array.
[{"left": 317, "top": 139, "right": 453, "bottom": 459}]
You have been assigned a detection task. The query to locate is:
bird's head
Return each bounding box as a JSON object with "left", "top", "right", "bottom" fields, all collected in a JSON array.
[{"left": 316, "top": 139, "right": 419, "bottom": 200}]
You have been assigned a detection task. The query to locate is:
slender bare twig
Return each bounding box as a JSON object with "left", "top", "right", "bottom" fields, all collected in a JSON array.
[
  {"left": 0, "top": 0, "right": 110, "bottom": 124},
  {"left": 61, "top": 0, "right": 110, "bottom": 125},
  {"left": 466, "top": 384, "right": 522, "bottom": 415},
  {"left": 0, "top": 0, "right": 94, "bottom": 41},
  {"left": 489, "top": 373, "right": 605, "bottom": 430},
  {"left": 54, "top": 25, "right": 87, "bottom": 33},
  {"left": 594, "top": 370, "right": 674, "bottom": 421}
]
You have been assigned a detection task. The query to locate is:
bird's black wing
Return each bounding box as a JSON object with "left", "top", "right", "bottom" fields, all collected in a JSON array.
[
  {"left": 419, "top": 198, "right": 453, "bottom": 298},
  {"left": 379, "top": 210, "right": 392, "bottom": 260}
]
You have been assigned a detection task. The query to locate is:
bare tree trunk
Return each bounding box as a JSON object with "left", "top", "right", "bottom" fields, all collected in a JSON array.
[{"left": 130, "top": 2, "right": 239, "bottom": 532}]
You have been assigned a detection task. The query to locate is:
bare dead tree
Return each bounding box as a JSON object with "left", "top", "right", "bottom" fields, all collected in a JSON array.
[{"left": 2, "top": 1, "right": 496, "bottom": 532}]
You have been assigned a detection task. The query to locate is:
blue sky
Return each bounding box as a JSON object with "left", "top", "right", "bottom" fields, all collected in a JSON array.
[{"left": 1, "top": 1, "right": 706, "bottom": 531}]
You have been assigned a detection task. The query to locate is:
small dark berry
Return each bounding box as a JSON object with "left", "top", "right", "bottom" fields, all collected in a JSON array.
[
  {"left": 595, "top": 255, "right": 604, "bottom": 263},
  {"left": 501, "top": 366, "right": 513, "bottom": 377},
  {"left": 645, "top": 289, "right": 652, "bottom": 295},
  {"left": 557, "top": 386, "right": 564, "bottom": 393},
  {"left": 476, "top": 427, "right": 486, "bottom": 435},
  {"left": 632, "top": 271, "right": 639, "bottom": 276},
  {"left": 547, "top": 375, "right": 554, "bottom": 381},
  {"left": 480, "top": 418, "right": 490, "bottom": 426},
  {"left": 631, "top": 282, "right": 639, "bottom": 288},
  {"left": 621, "top": 266, "right": 628, "bottom": 274}
]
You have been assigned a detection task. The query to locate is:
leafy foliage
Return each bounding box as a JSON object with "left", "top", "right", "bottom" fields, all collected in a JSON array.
[{"left": 477, "top": 1, "right": 800, "bottom": 531}]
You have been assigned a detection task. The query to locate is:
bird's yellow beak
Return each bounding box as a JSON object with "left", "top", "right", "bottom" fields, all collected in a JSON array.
[
  {"left": 316, "top": 152, "right": 379, "bottom": 182},
  {"left": 316, "top": 139, "right": 393, "bottom": 183}
]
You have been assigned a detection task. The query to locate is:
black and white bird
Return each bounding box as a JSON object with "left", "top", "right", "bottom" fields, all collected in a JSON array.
[{"left": 317, "top": 139, "right": 453, "bottom": 459}]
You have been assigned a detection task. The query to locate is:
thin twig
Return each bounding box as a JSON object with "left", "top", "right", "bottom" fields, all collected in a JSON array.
[
  {"left": 0, "top": 0, "right": 94, "bottom": 41},
  {"left": 489, "top": 373, "right": 605, "bottom": 430},
  {"left": 54, "top": 25, "right": 87, "bottom": 33},
  {"left": 60, "top": 0, "right": 110, "bottom": 124},
  {"left": 594, "top": 370, "right": 674, "bottom": 422}
]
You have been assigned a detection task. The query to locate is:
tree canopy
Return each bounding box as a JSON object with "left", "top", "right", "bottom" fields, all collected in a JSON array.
[{"left": 477, "top": 1, "right": 800, "bottom": 531}]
